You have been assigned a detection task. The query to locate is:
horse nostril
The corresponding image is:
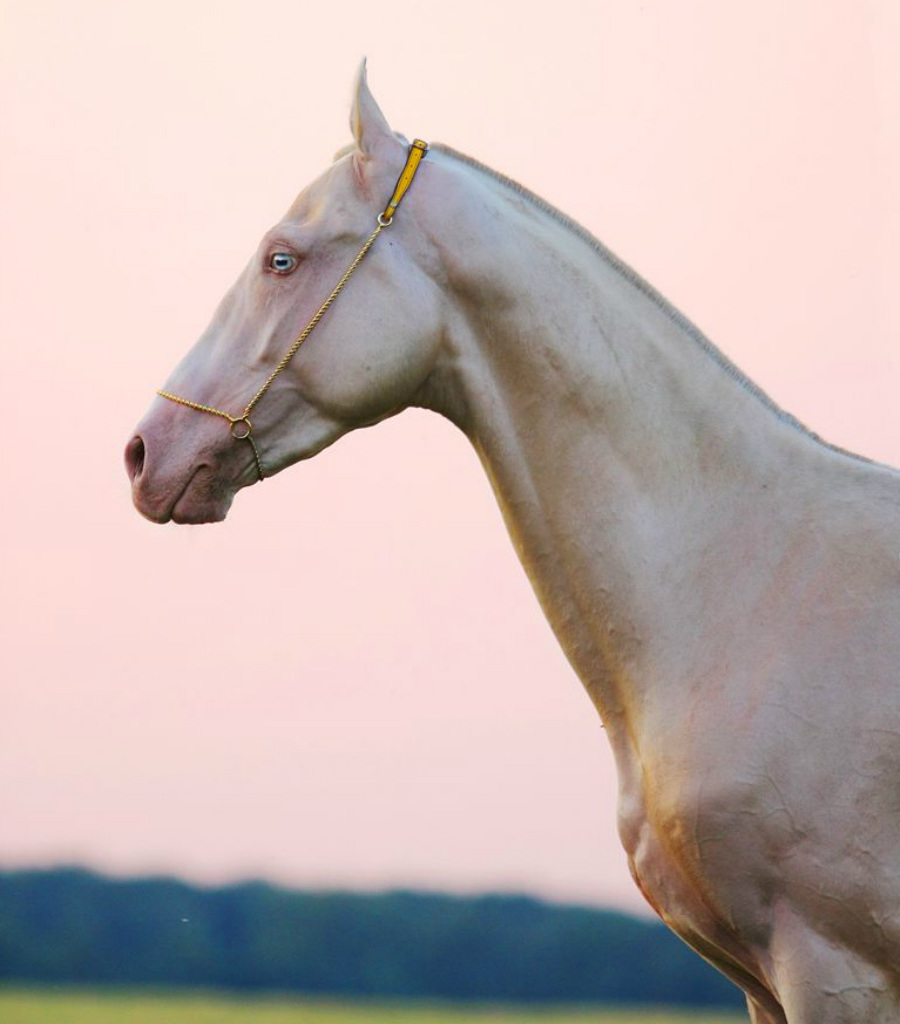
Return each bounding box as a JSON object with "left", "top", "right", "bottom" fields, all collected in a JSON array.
[{"left": 125, "top": 435, "right": 146, "bottom": 482}]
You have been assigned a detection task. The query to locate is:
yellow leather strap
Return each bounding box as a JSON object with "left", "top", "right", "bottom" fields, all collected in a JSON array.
[{"left": 379, "top": 139, "right": 428, "bottom": 223}]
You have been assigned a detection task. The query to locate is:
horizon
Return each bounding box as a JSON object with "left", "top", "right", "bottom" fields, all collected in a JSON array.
[{"left": 0, "top": 862, "right": 653, "bottom": 912}]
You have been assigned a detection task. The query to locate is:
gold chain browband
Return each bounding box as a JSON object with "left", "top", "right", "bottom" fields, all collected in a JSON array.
[{"left": 156, "top": 139, "right": 429, "bottom": 480}]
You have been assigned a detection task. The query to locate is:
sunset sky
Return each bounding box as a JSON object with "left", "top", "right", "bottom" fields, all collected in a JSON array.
[{"left": 1, "top": 0, "right": 897, "bottom": 914}]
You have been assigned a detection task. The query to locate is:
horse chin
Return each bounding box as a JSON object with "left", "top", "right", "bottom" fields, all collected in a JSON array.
[{"left": 170, "top": 490, "right": 234, "bottom": 525}]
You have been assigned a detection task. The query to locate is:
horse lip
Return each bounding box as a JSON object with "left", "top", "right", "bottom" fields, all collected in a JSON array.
[
  {"left": 132, "top": 465, "right": 203, "bottom": 525},
  {"left": 169, "top": 466, "right": 221, "bottom": 524},
  {"left": 132, "top": 486, "right": 174, "bottom": 525},
  {"left": 136, "top": 501, "right": 173, "bottom": 525},
  {"left": 170, "top": 466, "right": 233, "bottom": 524}
]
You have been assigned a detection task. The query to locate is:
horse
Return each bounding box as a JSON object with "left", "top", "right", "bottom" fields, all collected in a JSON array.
[{"left": 125, "top": 65, "right": 900, "bottom": 1023}]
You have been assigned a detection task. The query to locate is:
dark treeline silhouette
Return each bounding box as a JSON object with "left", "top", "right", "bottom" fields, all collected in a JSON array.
[{"left": 0, "top": 867, "right": 741, "bottom": 1008}]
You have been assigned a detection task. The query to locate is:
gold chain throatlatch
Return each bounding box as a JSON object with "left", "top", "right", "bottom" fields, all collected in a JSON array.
[{"left": 157, "top": 139, "right": 429, "bottom": 480}]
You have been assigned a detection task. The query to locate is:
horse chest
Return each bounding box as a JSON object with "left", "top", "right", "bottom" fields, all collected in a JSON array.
[{"left": 615, "top": 744, "right": 780, "bottom": 962}]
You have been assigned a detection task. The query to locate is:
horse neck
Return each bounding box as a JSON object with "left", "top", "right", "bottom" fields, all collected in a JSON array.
[{"left": 416, "top": 154, "right": 834, "bottom": 746}]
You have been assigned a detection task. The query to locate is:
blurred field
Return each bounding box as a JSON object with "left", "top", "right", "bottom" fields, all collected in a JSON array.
[{"left": 0, "top": 989, "right": 746, "bottom": 1024}]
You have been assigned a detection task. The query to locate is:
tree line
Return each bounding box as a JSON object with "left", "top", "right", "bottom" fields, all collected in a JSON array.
[{"left": 0, "top": 867, "right": 741, "bottom": 1008}]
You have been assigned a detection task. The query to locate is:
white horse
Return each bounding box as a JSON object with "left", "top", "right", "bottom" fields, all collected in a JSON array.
[{"left": 126, "top": 66, "right": 900, "bottom": 1022}]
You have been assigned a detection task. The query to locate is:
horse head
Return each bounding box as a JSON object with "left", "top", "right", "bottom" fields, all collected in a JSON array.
[{"left": 126, "top": 64, "right": 444, "bottom": 524}]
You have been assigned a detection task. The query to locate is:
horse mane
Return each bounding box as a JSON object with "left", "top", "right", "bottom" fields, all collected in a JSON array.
[{"left": 432, "top": 142, "right": 855, "bottom": 456}]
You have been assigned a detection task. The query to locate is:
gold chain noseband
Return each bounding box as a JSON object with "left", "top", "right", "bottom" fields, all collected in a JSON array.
[{"left": 157, "top": 139, "right": 429, "bottom": 480}]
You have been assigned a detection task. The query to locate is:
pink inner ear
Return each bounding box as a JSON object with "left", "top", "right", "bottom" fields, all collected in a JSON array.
[{"left": 350, "top": 151, "right": 370, "bottom": 196}]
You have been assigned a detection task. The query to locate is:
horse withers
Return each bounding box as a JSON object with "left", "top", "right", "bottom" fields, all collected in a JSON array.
[{"left": 126, "top": 65, "right": 900, "bottom": 1023}]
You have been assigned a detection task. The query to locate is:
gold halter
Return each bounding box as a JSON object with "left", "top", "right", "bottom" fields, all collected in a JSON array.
[{"left": 156, "top": 139, "right": 429, "bottom": 480}]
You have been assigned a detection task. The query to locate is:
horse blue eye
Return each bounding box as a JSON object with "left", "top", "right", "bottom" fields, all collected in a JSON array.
[{"left": 269, "top": 252, "right": 298, "bottom": 274}]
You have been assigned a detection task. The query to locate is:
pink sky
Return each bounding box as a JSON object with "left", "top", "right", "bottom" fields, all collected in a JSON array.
[{"left": 1, "top": 0, "right": 897, "bottom": 914}]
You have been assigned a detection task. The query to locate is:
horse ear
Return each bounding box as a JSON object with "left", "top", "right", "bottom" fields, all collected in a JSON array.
[{"left": 350, "top": 59, "right": 400, "bottom": 159}]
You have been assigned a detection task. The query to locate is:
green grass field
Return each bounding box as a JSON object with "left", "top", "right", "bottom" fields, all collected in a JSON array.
[{"left": 0, "top": 989, "right": 746, "bottom": 1024}]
